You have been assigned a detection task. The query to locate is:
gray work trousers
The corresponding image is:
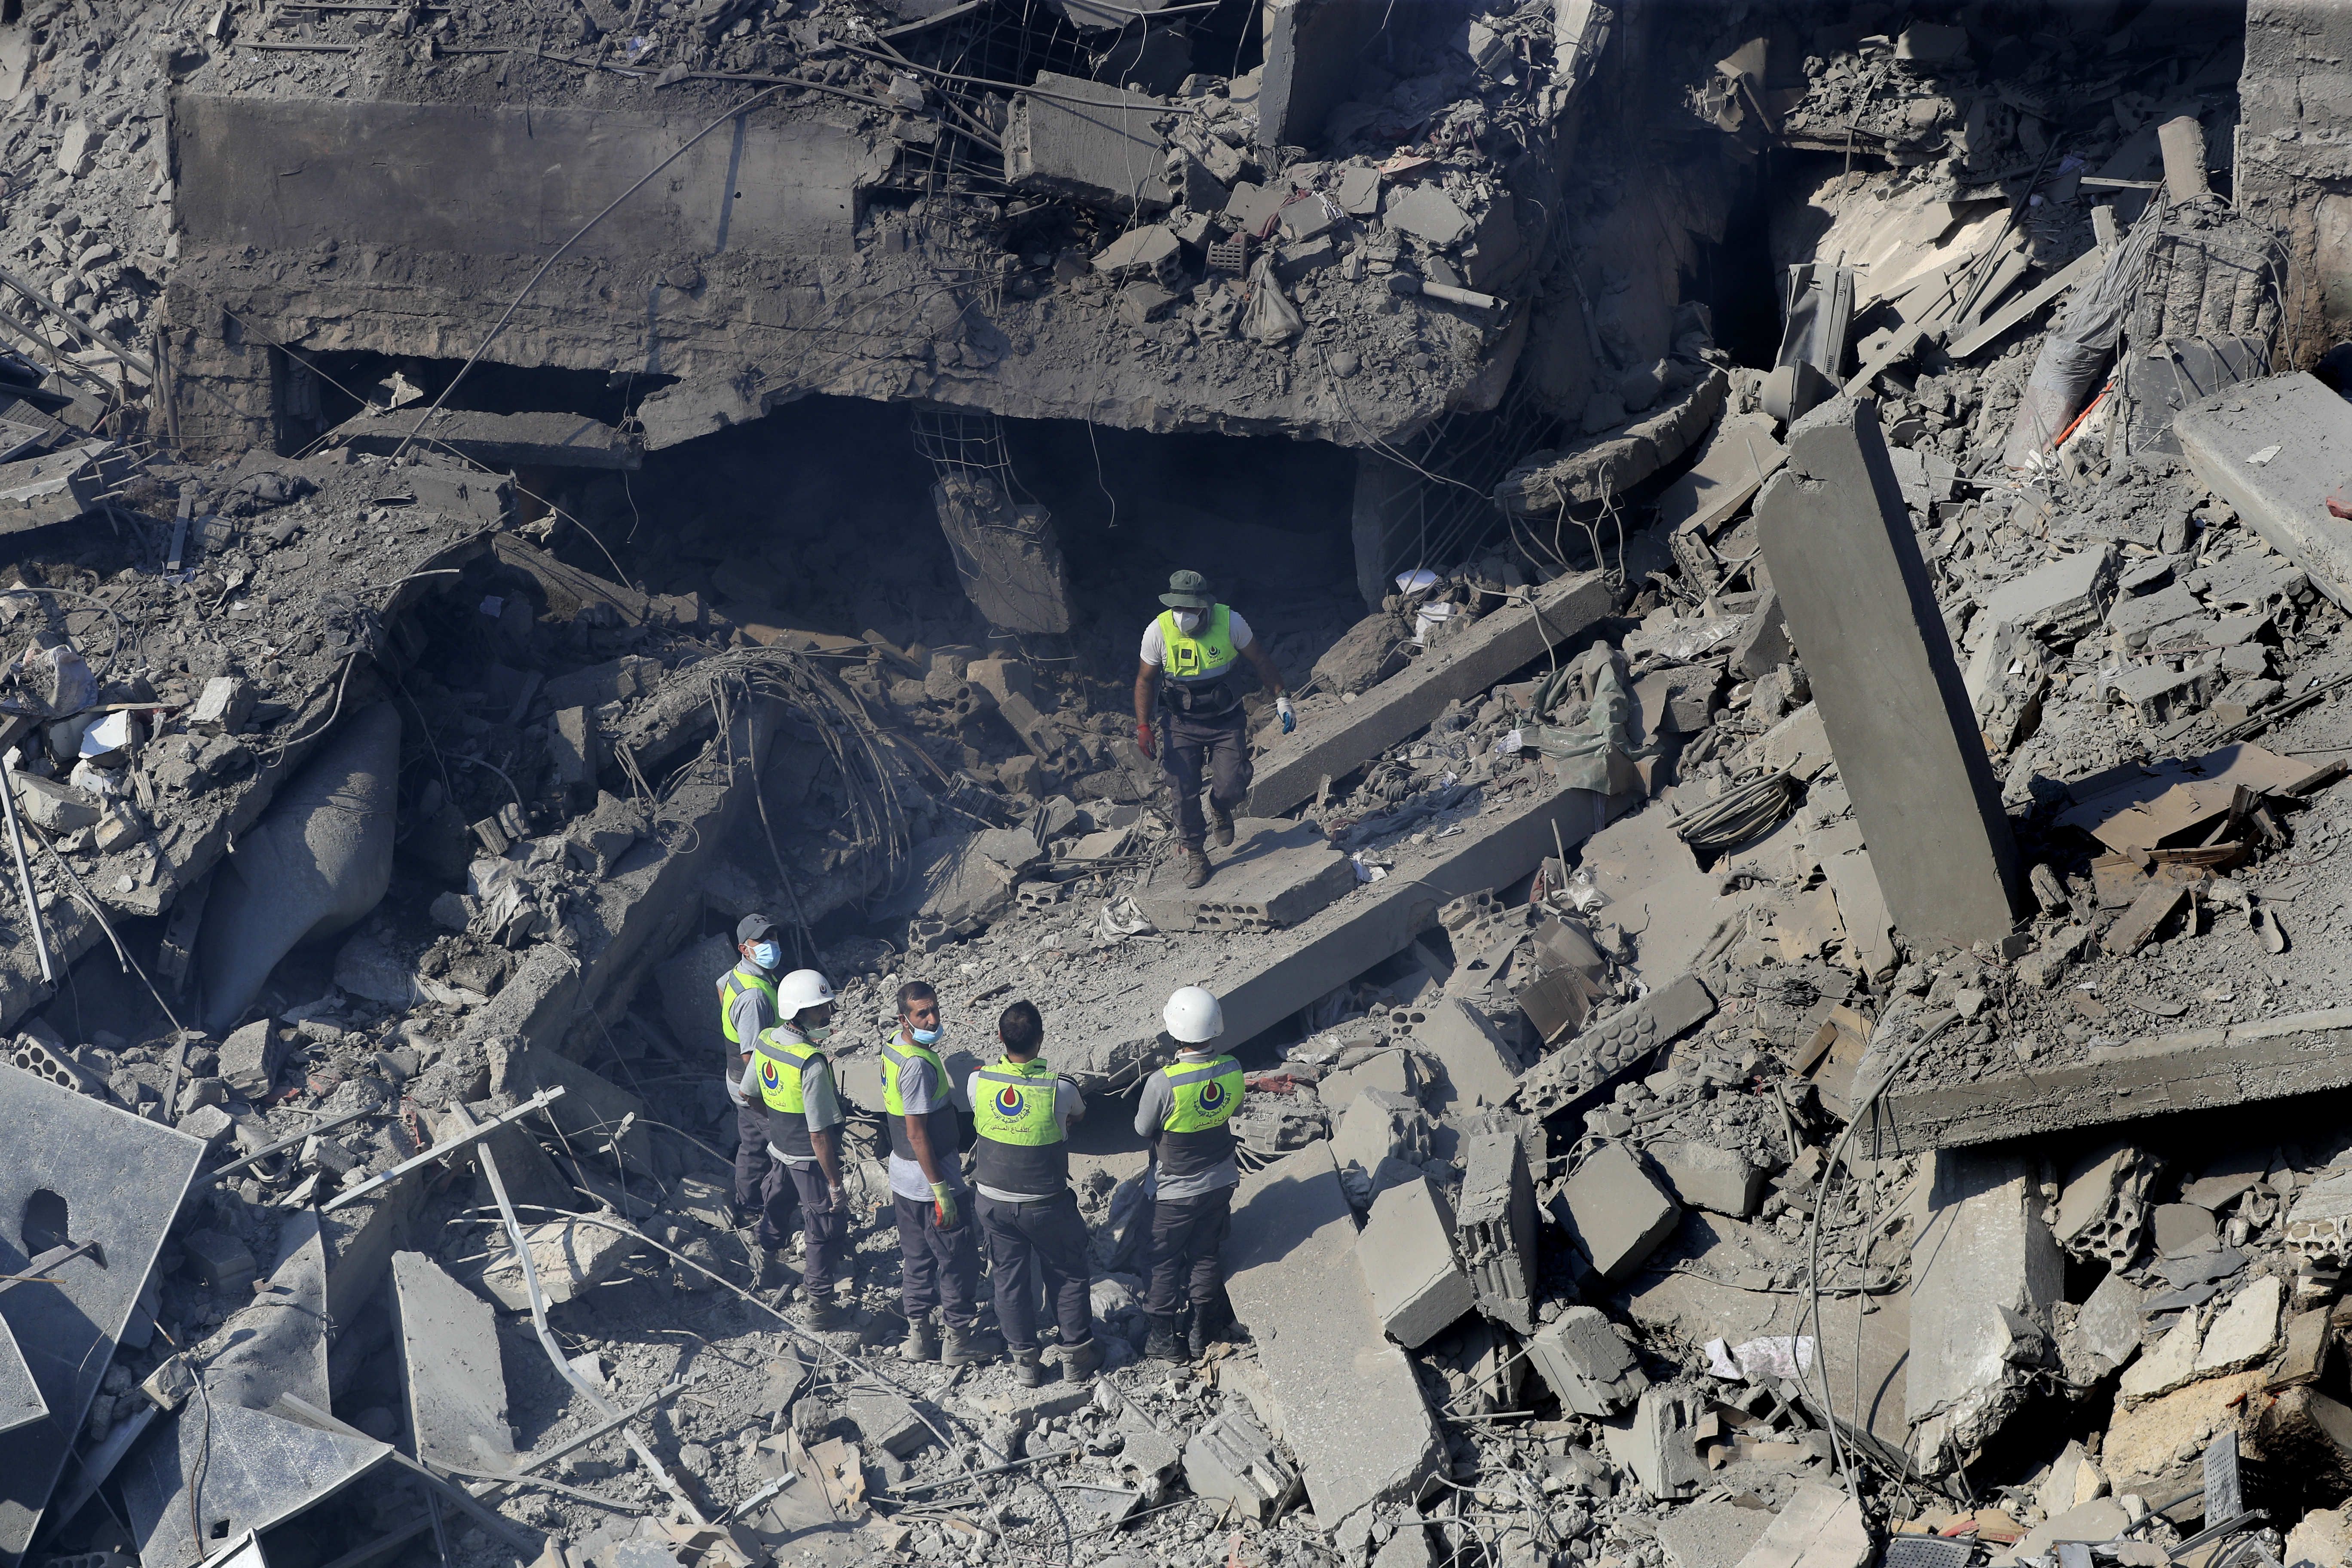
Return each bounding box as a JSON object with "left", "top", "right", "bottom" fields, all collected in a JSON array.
[
  {"left": 977, "top": 1191, "right": 1094, "bottom": 1354},
  {"left": 734, "top": 1102, "right": 793, "bottom": 1250},
  {"left": 1161, "top": 704, "right": 1252, "bottom": 850}
]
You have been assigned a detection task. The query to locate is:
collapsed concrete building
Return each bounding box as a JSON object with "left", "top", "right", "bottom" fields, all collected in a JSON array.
[{"left": 8, "top": 0, "right": 2352, "bottom": 1567}]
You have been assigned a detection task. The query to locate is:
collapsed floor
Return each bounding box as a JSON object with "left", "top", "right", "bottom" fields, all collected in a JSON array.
[{"left": 10, "top": 1, "right": 2352, "bottom": 1568}]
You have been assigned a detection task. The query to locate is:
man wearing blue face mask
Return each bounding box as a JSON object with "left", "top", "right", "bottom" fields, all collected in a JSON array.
[
  {"left": 1134, "top": 569, "right": 1294, "bottom": 891},
  {"left": 718, "top": 913, "right": 792, "bottom": 1289},
  {"left": 883, "top": 981, "right": 997, "bottom": 1365}
]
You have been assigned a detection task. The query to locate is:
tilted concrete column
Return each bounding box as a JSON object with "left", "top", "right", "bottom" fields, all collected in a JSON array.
[{"left": 1754, "top": 398, "right": 2019, "bottom": 949}]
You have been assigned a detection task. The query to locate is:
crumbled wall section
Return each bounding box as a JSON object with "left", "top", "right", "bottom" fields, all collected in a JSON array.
[{"left": 2239, "top": 0, "right": 2352, "bottom": 358}]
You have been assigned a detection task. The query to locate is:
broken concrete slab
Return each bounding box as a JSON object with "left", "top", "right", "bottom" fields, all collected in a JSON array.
[
  {"left": 1358, "top": 1175, "right": 1473, "bottom": 1349},
  {"left": 1972, "top": 542, "right": 2119, "bottom": 643},
  {"left": 1405, "top": 996, "right": 1525, "bottom": 1115},
  {"left": 331, "top": 408, "right": 640, "bottom": 469},
  {"left": 1873, "top": 1006, "right": 2352, "bottom": 1150},
  {"left": 2194, "top": 1274, "right": 2285, "bottom": 1375},
  {"left": 1227, "top": 1139, "right": 1442, "bottom": 1526},
  {"left": 1553, "top": 1142, "right": 1680, "bottom": 1283},
  {"left": 1755, "top": 397, "right": 2020, "bottom": 949},
  {"left": 1526, "top": 1305, "right": 1650, "bottom": 1417},
  {"left": 0, "top": 1074, "right": 205, "bottom": 1559},
  {"left": 1660, "top": 1500, "right": 1775, "bottom": 1568},
  {"left": 1059, "top": 773, "right": 1640, "bottom": 1089},
  {"left": 1244, "top": 568, "right": 1608, "bottom": 818},
  {"left": 2177, "top": 374, "right": 2352, "bottom": 613},
  {"left": 1131, "top": 818, "right": 1354, "bottom": 931},
  {"left": 1905, "top": 1148, "right": 2064, "bottom": 1474},
  {"left": 472, "top": 1216, "right": 638, "bottom": 1310},
  {"left": 124, "top": 1399, "right": 395, "bottom": 1568},
  {"left": 390, "top": 1251, "right": 512, "bottom": 1474},
  {"left": 1729, "top": 1483, "right": 1871, "bottom": 1568},
  {"left": 1654, "top": 412, "right": 1787, "bottom": 538},
  {"left": 202, "top": 1209, "right": 331, "bottom": 1415},
  {"left": 2064, "top": 1268, "right": 2144, "bottom": 1385}
]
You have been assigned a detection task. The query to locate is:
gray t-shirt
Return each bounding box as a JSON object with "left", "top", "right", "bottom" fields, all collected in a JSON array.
[
  {"left": 968, "top": 1069, "right": 1086, "bottom": 1204},
  {"left": 887, "top": 1042, "right": 969, "bottom": 1202},
  {"left": 1133, "top": 1052, "right": 1241, "bottom": 1201}
]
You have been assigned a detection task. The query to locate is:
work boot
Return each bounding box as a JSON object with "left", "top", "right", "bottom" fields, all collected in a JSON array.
[
  {"left": 803, "top": 1294, "right": 852, "bottom": 1334},
  {"left": 1011, "top": 1349, "right": 1044, "bottom": 1388},
  {"left": 1061, "top": 1337, "right": 1105, "bottom": 1382},
  {"left": 941, "top": 1320, "right": 1002, "bottom": 1366},
  {"left": 899, "top": 1314, "right": 940, "bottom": 1363},
  {"left": 1210, "top": 802, "right": 1235, "bottom": 848},
  {"left": 1188, "top": 1308, "right": 1214, "bottom": 1359},
  {"left": 1181, "top": 846, "right": 1212, "bottom": 888},
  {"left": 1144, "top": 1315, "right": 1185, "bottom": 1362},
  {"left": 753, "top": 1248, "right": 787, "bottom": 1292}
]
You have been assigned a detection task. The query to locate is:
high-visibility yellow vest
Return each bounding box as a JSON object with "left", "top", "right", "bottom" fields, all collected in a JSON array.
[
  {"left": 717, "top": 963, "right": 777, "bottom": 1047},
  {"left": 882, "top": 1031, "right": 961, "bottom": 1166},
  {"left": 1155, "top": 1054, "right": 1242, "bottom": 1181},
  {"left": 1155, "top": 606, "right": 1238, "bottom": 685},
  {"left": 753, "top": 1026, "right": 824, "bottom": 1158},
  {"left": 969, "top": 1056, "right": 1068, "bottom": 1194}
]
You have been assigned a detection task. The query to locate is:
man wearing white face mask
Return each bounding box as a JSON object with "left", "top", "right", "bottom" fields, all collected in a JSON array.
[
  {"left": 718, "top": 913, "right": 792, "bottom": 1288},
  {"left": 1135, "top": 569, "right": 1294, "bottom": 889},
  {"left": 883, "top": 981, "right": 997, "bottom": 1365}
]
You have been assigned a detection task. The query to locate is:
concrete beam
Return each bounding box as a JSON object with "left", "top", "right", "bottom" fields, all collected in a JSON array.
[
  {"left": 1059, "top": 775, "right": 1641, "bottom": 1089},
  {"left": 1905, "top": 1148, "right": 2063, "bottom": 1474},
  {"left": 1872, "top": 1006, "right": 2352, "bottom": 1152},
  {"left": 1245, "top": 567, "right": 1611, "bottom": 818},
  {"left": 1132, "top": 817, "right": 1354, "bottom": 932},
  {"left": 2177, "top": 374, "right": 2352, "bottom": 612},
  {"left": 1226, "top": 1139, "right": 1442, "bottom": 1527},
  {"left": 331, "top": 409, "right": 640, "bottom": 470},
  {"left": 1755, "top": 397, "right": 2019, "bottom": 949},
  {"left": 389, "top": 1251, "right": 513, "bottom": 1474}
]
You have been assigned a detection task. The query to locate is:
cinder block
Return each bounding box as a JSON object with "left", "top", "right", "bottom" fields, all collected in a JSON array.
[
  {"left": 845, "top": 1390, "right": 929, "bottom": 1457},
  {"left": 1648, "top": 1139, "right": 1765, "bottom": 1218},
  {"left": 1527, "top": 1305, "right": 1650, "bottom": 1417},
  {"left": 1357, "top": 1175, "right": 1473, "bottom": 1349},
  {"left": 1454, "top": 1130, "right": 1539, "bottom": 1333},
  {"left": 1552, "top": 1142, "right": 1679, "bottom": 1283},
  {"left": 182, "top": 1229, "right": 258, "bottom": 1292},
  {"left": 216, "top": 1018, "right": 286, "bottom": 1100}
]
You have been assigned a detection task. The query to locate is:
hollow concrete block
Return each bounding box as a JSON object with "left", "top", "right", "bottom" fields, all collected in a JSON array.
[
  {"left": 1552, "top": 1142, "right": 1679, "bottom": 1283},
  {"left": 1357, "top": 1175, "right": 1473, "bottom": 1349}
]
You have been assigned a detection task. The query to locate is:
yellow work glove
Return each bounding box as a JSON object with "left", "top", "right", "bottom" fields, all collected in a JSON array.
[{"left": 931, "top": 1182, "right": 962, "bottom": 1231}]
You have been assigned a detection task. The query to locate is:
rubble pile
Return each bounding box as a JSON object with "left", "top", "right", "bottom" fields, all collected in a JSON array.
[{"left": 16, "top": 0, "right": 2352, "bottom": 1568}]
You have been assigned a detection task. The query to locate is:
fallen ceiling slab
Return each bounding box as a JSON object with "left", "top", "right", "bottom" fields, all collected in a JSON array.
[
  {"left": 329, "top": 408, "right": 641, "bottom": 470},
  {"left": 0, "top": 1322, "right": 40, "bottom": 1440},
  {"left": 122, "top": 1399, "right": 394, "bottom": 1568},
  {"left": 0, "top": 1072, "right": 205, "bottom": 1562}
]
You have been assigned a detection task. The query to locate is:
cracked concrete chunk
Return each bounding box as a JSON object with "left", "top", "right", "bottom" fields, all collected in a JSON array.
[
  {"left": 1357, "top": 1174, "right": 1472, "bottom": 1349},
  {"left": 1226, "top": 1139, "right": 1441, "bottom": 1523},
  {"left": 1181, "top": 1406, "right": 1299, "bottom": 1522},
  {"left": 1526, "top": 1305, "right": 1650, "bottom": 1417},
  {"left": 1383, "top": 185, "right": 1472, "bottom": 247},
  {"left": 390, "top": 1251, "right": 511, "bottom": 1473},
  {"left": 1132, "top": 818, "right": 1353, "bottom": 931},
  {"left": 1649, "top": 1140, "right": 1765, "bottom": 1219},
  {"left": 2194, "top": 1274, "right": 2284, "bottom": 1375},
  {"left": 1003, "top": 73, "right": 1174, "bottom": 211},
  {"left": 1553, "top": 1142, "right": 1679, "bottom": 1283},
  {"left": 1602, "top": 1384, "right": 1709, "bottom": 1501}
]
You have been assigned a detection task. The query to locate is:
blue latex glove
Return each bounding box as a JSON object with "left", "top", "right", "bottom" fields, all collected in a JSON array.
[{"left": 1277, "top": 695, "right": 1295, "bottom": 734}]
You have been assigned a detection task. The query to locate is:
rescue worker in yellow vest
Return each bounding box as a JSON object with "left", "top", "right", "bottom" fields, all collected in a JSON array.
[
  {"left": 718, "top": 913, "right": 792, "bottom": 1283},
  {"left": 1134, "top": 569, "right": 1294, "bottom": 891},
  {"left": 737, "top": 968, "right": 853, "bottom": 1331},
  {"left": 968, "top": 999, "right": 1102, "bottom": 1388},
  {"left": 1133, "top": 986, "right": 1246, "bottom": 1361},
  {"left": 884, "top": 980, "right": 1001, "bottom": 1366}
]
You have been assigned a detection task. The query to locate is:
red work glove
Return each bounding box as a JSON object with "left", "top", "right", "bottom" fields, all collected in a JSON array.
[{"left": 1136, "top": 722, "right": 1155, "bottom": 759}]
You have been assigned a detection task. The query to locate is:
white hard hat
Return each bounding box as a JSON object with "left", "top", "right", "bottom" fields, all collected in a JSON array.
[
  {"left": 1163, "top": 986, "right": 1225, "bottom": 1044},
  {"left": 776, "top": 968, "right": 836, "bottom": 1015}
]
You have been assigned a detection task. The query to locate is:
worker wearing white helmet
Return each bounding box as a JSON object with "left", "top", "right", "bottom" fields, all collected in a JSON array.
[
  {"left": 739, "top": 966, "right": 854, "bottom": 1332},
  {"left": 1131, "top": 986, "right": 1246, "bottom": 1361}
]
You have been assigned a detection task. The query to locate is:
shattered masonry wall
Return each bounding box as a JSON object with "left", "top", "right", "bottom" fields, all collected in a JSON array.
[{"left": 2239, "top": 0, "right": 2352, "bottom": 360}]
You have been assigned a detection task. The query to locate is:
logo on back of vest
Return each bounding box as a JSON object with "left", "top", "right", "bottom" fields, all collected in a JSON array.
[
  {"left": 1195, "top": 1080, "right": 1227, "bottom": 1112},
  {"left": 760, "top": 1060, "right": 781, "bottom": 1090},
  {"left": 993, "top": 1084, "right": 1025, "bottom": 1116}
]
